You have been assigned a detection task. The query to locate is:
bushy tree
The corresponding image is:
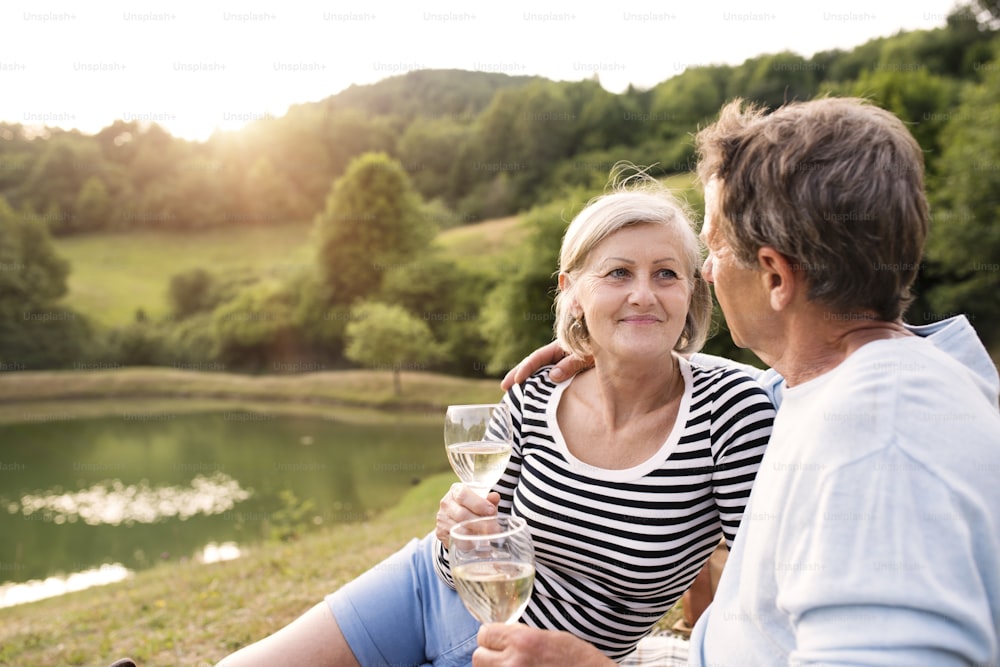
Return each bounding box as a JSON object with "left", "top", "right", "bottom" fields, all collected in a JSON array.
[
  {"left": 73, "top": 176, "right": 112, "bottom": 233},
  {"left": 470, "top": 81, "right": 578, "bottom": 213},
  {"left": 168, "top": 267, "right": 218, "bottom": 320},
  {"left": 17, "top": 135, "right": 103, "bottom": 233},
  {"left": 380, "top": 252, "right": 492, "bottom": 376},
  {"left": 315, "top": 152, "right": 433, "bottom": 306},
  {"left": 650, "top": 66, "right": 732, "bottom": 144},
  {"left": 344, "top": 301, "right": 443, "bottom": 394},
  {"left": 396, "top": 118, "right": 472, "bottom": 203},
  {"left": 480, "top": 196, "right": 581, "bottom": 374},
  {"left": 212, "top": 283, "right": 296, "bottom": 370},
  {"left": 923, "top": 49, "right": 1000, "bottom": 346},
  {"left": 0, "top": 197, "right": 69, "bottom": 313},
  {"left": 847, "top": 67, "right": 960, "bottom": 164},
  {"left": 0, "top": 196, "right": 93, "bottom": 368}
]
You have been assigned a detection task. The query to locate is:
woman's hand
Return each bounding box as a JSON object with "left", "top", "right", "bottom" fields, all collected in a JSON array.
[
  {"left": 435, "top": 483, "right": 501, "bottom": 544},
  {"left": 500, "top": 341, "right": 593, "bottom": 391}
]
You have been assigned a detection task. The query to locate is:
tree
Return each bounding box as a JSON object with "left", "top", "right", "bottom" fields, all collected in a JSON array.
[
  {"left": 380, "top": 251, "right": 493, "bottom": 376},
  {"left": 569, "top": 78, "right": 642, "bottom": 152},
  {"left": 168, "top": 267, "right": 218, "bottom": 320},
  {"left": 397, "top": 118, "right": 472, "bottom": 203},
  {"left": 212, "top": 283, "right": 296, "bottom": 370},
  {"left": 344, "top": 301, "right": 443, "bottom": 395},
  {"left": 650, "top": 66, "right": 731, "bottom": 143},
  {"left": 18, "top": 134, "right": 104, "bottom": 234},
  {"left": 470, "top": 81, "right": 578, "bottom": 213},
  {"left": 727, "top": 52, "right": 820, "bottom": 110},
  {"left": 315, "top": 152, "right": 433, "bottom": 305},
  {"left": 846, "top": 67, "right": 960, "bottom": 168},
  {"left": 0, "top": 196, "right": 92, "bottom": 369},
  {"left": 923, "top": 50, "right": 1000, "bottom": 346},
  {"left": 0, "top": 197, "right": 69, "bottom": 313},
  {"left": 479, "top": 196, "right": 581, "bottom": 374},
  {"left": 73, "top": 176, "right": 112, "bottom": 233}
]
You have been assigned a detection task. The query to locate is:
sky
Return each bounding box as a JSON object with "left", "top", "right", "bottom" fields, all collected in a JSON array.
[{"left": 0, "top": 0, "right": 968, "bottom": 141}]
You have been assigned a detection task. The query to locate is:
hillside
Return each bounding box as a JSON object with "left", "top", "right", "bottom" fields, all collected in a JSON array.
[
  {"left": 320, "top": 68, "right": 543, "bottom": 120},
  {"left": 55, "top": 216, "right": 525, "bottom": 328}
]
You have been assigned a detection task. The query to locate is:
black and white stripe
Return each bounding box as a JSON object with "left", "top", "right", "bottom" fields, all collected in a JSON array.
[{"left": 438, "top": 359, "right": 774, "bottom": 661}]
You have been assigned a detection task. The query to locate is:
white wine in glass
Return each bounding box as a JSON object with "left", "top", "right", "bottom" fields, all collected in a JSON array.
[
  {"left": 444, "top": 404, "right": 513, "bottom": 497},
  {"left": 449, "top": 515, "right": 535, "bottom": 625}
]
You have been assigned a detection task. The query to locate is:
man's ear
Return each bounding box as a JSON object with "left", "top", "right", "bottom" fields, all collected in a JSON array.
[{"left": 756, "top": 247, "right": 797, "bottom": 311}]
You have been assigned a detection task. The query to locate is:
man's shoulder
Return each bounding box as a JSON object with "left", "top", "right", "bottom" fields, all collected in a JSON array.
[{"left": 844, "top": 335, "right": 994, "bottom": 404}]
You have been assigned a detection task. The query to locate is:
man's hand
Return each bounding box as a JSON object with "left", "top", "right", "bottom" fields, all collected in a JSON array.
[
  {"left": 500, "top": 341, "right": 592, "bottom": 391},
  {"left": 473, "top": 624, "right": 614, "bottom": 667}
]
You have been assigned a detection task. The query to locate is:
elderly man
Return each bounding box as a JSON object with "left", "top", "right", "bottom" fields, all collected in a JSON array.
[{"left": 483, "top": 97, "right": 1000, "bottom": 667}]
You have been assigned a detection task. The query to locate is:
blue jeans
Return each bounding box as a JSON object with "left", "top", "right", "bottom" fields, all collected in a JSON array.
[{"left": 326, "top": 533, "right": 481, "bottom": 667}]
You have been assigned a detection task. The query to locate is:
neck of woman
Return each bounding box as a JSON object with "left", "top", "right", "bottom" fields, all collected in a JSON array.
[{"left": 582, "top": 352, "right": 684, "bottom": 428}]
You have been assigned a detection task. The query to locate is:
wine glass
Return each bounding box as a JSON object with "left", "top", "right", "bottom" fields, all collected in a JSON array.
[
  {"left": 444, "top": 403, "right": 513, "bottom": 497},
  {"left": 449, "top": 515, "right": 535, "bottom": 625}
]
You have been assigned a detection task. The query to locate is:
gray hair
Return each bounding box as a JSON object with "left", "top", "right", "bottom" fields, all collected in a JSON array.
[{"left": 695, "top": 97, "right": 929, "bottom": 321}]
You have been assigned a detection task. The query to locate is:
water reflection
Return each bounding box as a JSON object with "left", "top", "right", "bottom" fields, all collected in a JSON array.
[
  {"left": 0, "top": 409, "right": 446, "bottom": 605},
  {"left": 0, "top": 563, "right": 131, "bottom": 608},
  {"left": 6, "top": 472, "right": 253, "bottom": 526},
  {"left": 200, "top": 541, "right": 241, "bottom": 564}
]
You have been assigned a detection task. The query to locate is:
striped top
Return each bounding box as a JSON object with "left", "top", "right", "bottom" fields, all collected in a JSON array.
[{"left": 437, "top": 357, "right": 775, "bottom": 661}]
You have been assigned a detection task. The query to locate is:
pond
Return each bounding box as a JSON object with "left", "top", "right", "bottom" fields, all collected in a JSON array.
[{"left": 0, "top": 406, "right": 449, "bottom": 607}]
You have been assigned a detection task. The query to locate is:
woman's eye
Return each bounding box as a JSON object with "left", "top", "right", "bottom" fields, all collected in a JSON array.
[
  {"left": 607, "top": 268, "right": 629, "bottom": 279},
  {"left": 657, "top": 269, "right": 678, "bottom": 279}
]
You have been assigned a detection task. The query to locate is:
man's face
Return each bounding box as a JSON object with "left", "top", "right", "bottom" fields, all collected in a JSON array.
[{"left": 699, "top": 178, "right": 771, "bottom": 350}]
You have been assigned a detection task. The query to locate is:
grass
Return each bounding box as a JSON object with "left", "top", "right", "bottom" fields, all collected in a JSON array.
[
  {"left": 434, "top": 215, "right": 527, "bottom": 271},
  {"left": 0, "top": 367, "right": 504, "bottom": 414}
]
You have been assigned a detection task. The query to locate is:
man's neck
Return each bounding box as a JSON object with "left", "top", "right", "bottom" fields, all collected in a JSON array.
[{"left": 761, "top": 310, "right": 913, "bottom": 388}]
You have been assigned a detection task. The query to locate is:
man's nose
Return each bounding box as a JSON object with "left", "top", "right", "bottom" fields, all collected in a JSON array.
[{"left": 701, "top": 256, "right": 715, "bottom": 284}]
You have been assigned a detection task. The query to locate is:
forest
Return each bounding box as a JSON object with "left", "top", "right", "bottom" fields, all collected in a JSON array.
[{"left": 2, "top": 2, "right": 998, "bottom": 377}]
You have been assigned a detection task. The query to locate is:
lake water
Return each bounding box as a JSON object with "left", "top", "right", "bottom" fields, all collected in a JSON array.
[{"left": 0, "top": 407, "right": 448, "bottom": 606}]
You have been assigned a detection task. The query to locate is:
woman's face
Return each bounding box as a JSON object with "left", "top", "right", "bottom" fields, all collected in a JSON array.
[{"left": 563, "top": 223, "right": 692, "bottom": 363}]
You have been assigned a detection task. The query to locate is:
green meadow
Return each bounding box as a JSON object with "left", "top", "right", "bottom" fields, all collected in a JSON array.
[{"left": 53, "top": 222, "right": 317, "bottom": 327}]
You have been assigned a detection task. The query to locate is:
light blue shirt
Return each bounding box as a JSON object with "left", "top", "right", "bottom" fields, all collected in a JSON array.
[{"left": 689, "top": 316, "right": 1000, "bottom": 665}]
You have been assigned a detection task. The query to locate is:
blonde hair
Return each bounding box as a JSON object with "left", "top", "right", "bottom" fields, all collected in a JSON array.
[{"left": 553, "top": 167, "right": 712, "bottom": 358}]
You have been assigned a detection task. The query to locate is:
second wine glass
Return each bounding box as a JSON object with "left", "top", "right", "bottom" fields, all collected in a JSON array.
[
  {"left": 444, "top": 403, "right": 513, "bottom": 497},
  {"left": 449, "top": 515, "right": 535, "bottom": 625}
]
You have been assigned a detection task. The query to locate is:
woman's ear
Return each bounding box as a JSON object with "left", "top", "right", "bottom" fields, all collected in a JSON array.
[{"left": 559, "top": 273, "right": 582, "bottom": 319}]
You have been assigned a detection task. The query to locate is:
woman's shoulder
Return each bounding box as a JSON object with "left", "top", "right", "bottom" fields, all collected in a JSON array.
[
  {"left": 685, "top": 357, "right": 775, "bottom": 409},
  {"left": 504, "top": 365, "right": 562, "bottom": 406},
  {"left": 687, "top": 355, "right": 762, "bottom": 385}
]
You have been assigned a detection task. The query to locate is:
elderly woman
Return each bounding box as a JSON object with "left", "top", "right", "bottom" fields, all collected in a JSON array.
[{"left": 217, "top": 176, "right": 775, "bottom": 666}]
